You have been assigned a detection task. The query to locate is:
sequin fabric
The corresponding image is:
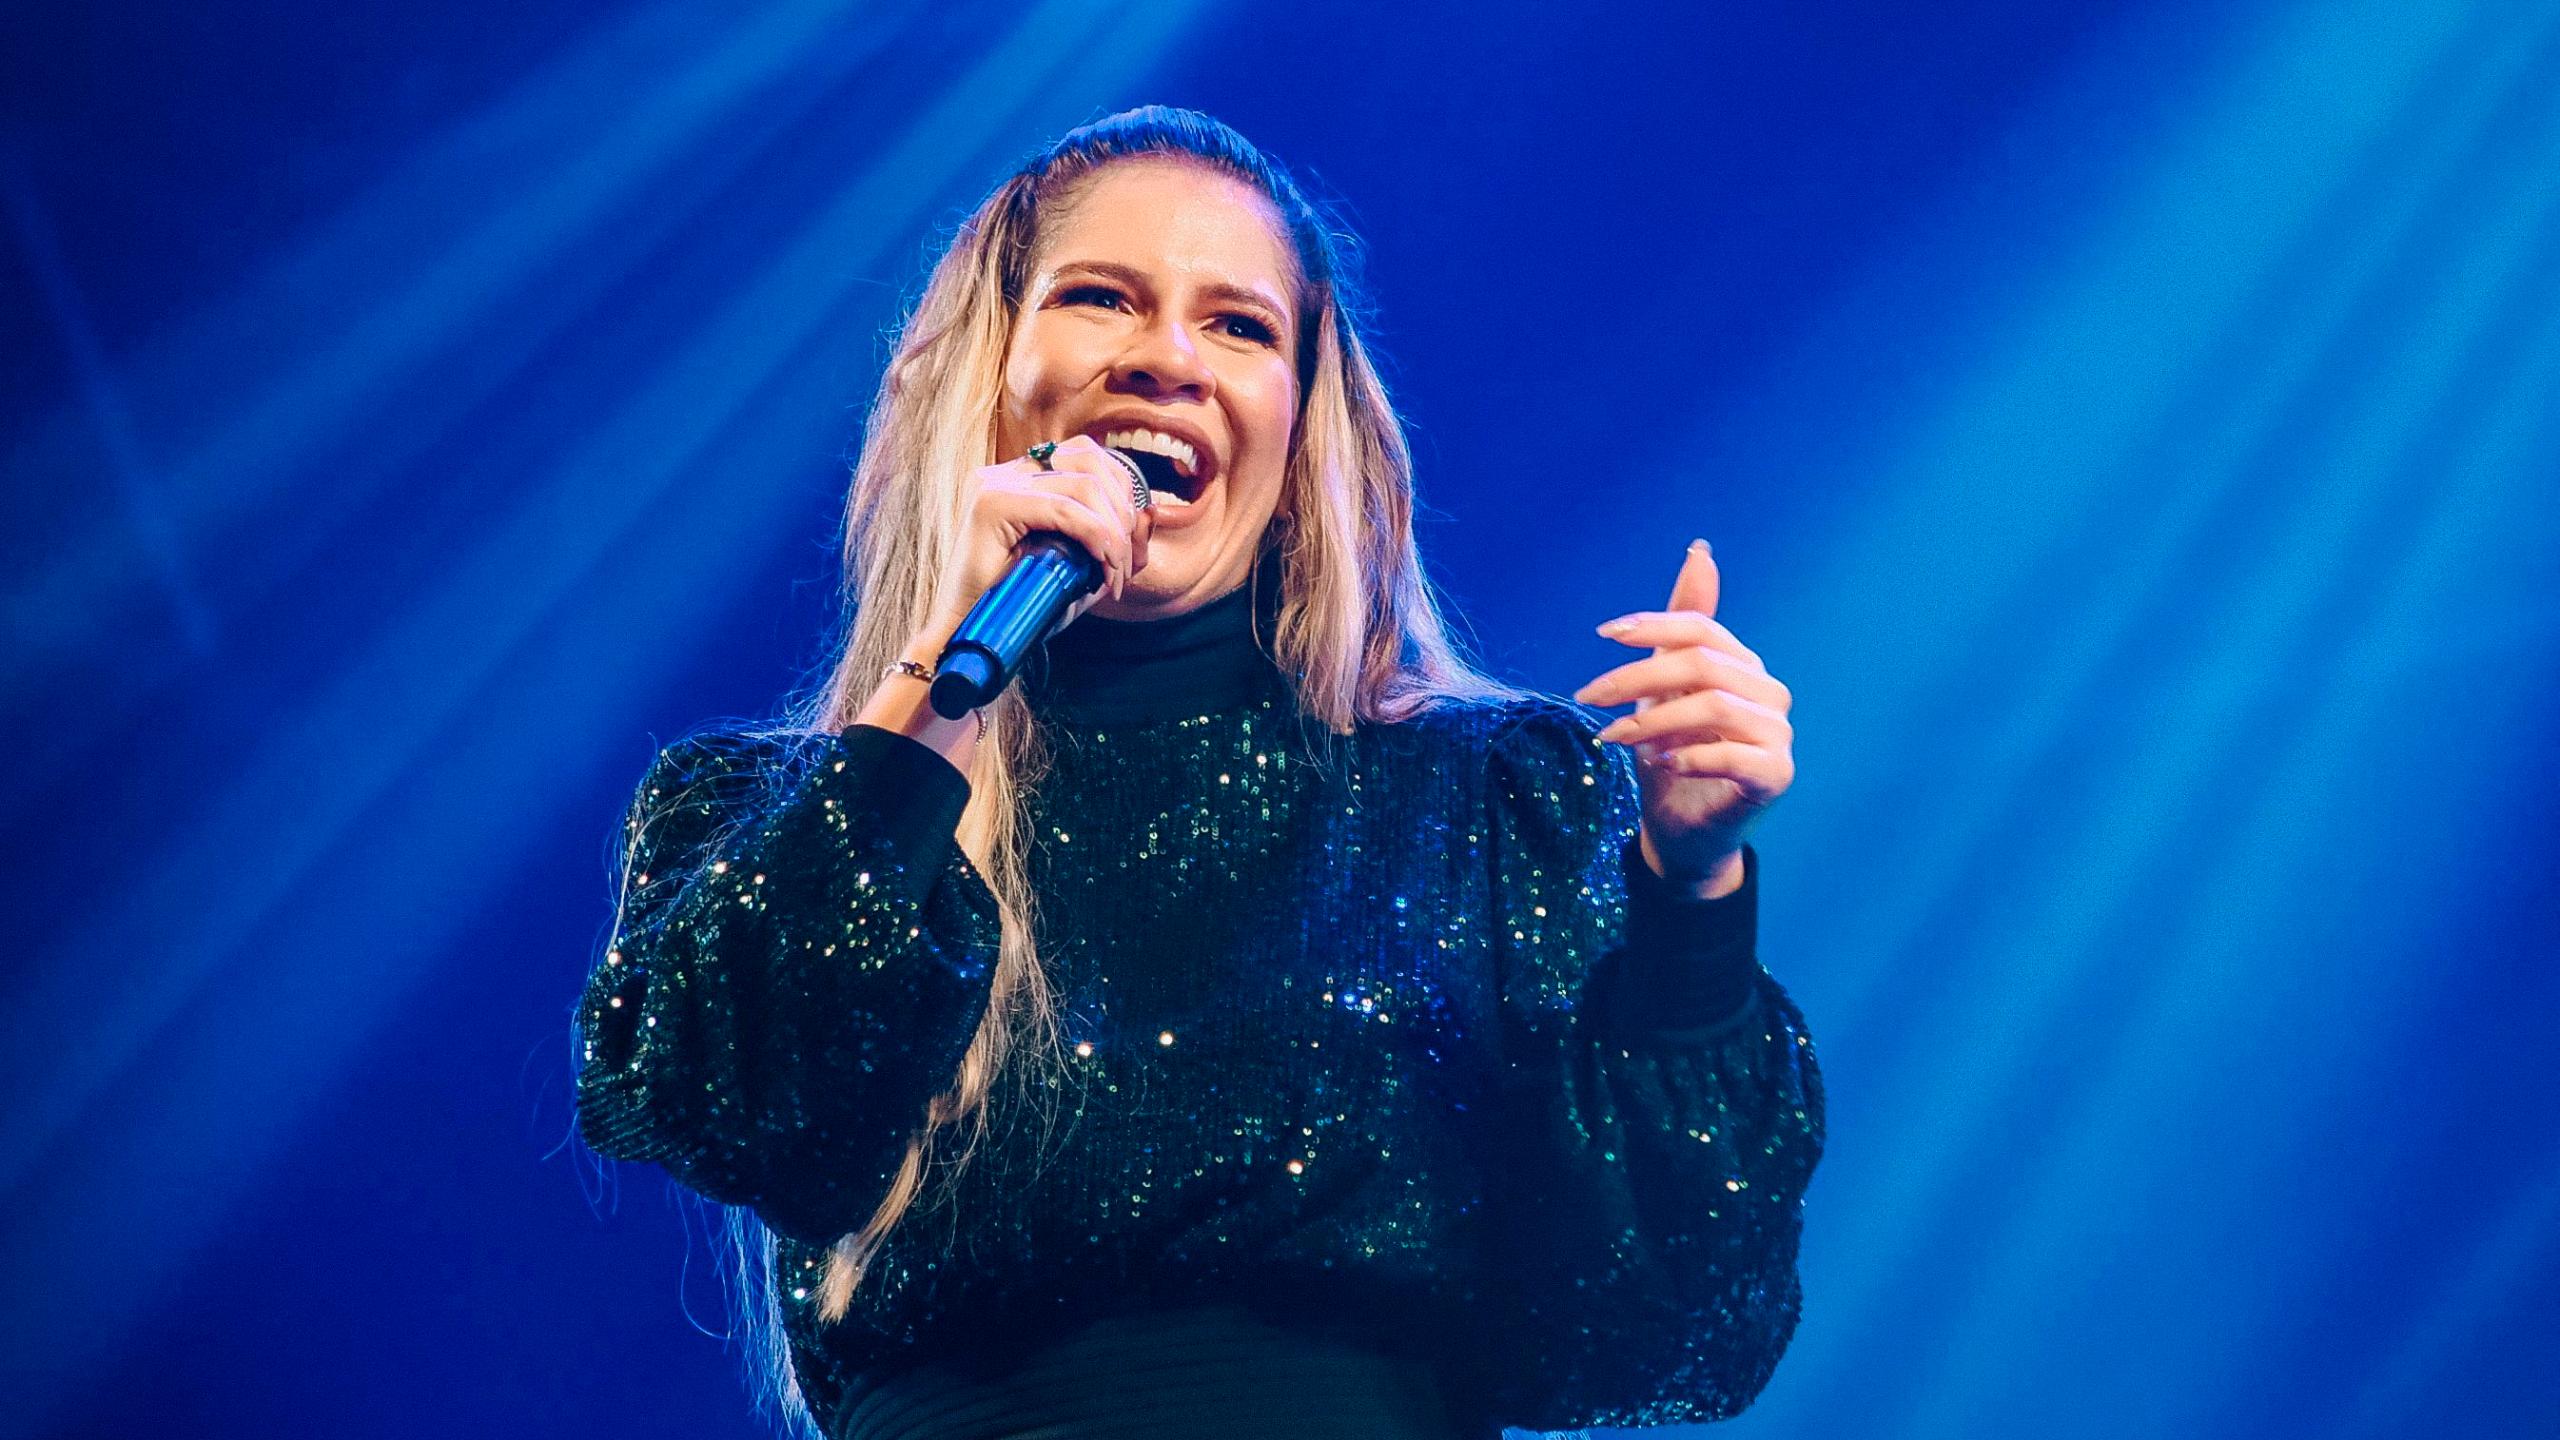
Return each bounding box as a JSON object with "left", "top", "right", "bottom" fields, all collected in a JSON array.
[{"left": 577, "top": 647, "right": 1824, "bottom": 1435}]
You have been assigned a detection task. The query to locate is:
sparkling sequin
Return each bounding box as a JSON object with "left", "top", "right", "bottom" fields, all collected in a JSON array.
[{"left": 574, "top": 689, "right": 1822, "bottom": 1433}]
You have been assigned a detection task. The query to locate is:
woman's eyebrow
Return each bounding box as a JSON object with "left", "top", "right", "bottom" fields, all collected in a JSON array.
[{"left": 1050, "top": 259, "right": 1288, "bottom": 325}]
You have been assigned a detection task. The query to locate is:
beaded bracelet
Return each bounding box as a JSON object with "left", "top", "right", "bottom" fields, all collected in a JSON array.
[{"left": 881, "top": 659, "right": 989, "bottom": 740}]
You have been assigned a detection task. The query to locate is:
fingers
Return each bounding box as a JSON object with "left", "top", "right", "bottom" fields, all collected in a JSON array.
[
  {"left": 1574, "top": 644, "right": 1791, "bottom": 713},
  {"left": 1061, "top": 436, "right": 1152, "bottom": 578},
  {"left": 1593, "top": 610, "right": 1762, "bottom": 668},
  {"left": 1667, "top": 538, "right": 1719, "bottom": 619},
  {"left": 1643, "top": 738, "right": 1792, "bottom": 798},
  {"left": 1003, "top": 454, "right": 1130, "bottom": 600},
  {"left": 1051, "top": 488, "right": 1132, "bottom": 601},
  {"left": 1591, "top": 685, "right": 1790, "bottom": 750},
  {"left": 1029, "top": 436, "right": 1148, "bottom": 598},
  {"left": 985, "top": 476, "right": 1129, "bottom": 601}
]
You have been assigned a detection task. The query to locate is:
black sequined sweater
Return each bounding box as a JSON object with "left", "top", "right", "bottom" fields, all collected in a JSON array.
[{"left": 575, "top": 574, "right": 1825, "bottom": 1436}]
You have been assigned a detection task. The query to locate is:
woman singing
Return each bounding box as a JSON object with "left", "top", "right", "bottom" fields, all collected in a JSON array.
[{"left": 575, "top": 106, "right": 1823, "bottom": 1439}]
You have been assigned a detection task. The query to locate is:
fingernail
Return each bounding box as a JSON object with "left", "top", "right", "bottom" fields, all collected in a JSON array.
[
  {"left": 1597, "top": 617, "right": 1636, "bottom": 637},
  {"left": 1689, "top": 538, "right": 1712, "bottom": 557}
]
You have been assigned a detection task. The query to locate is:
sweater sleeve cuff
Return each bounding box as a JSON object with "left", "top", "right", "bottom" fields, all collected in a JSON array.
[
  {"left": 1614, "top": 838, "right": 1759, "bottom": 1031},
  {"left": 823, "top": 724, "right": 973, "bottom": 904}
]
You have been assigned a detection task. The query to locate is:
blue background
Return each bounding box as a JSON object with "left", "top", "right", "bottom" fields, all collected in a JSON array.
[{"left": 6, "top": 1, "right": 2556, "bottom": 1436}]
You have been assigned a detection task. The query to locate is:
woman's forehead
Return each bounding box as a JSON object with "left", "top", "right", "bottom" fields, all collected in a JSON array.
[{"left": 1036, "top": 159, "right": 1303, "bottom": 298}]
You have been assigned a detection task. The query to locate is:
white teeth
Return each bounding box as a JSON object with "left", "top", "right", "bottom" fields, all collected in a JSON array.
[{"left": 1100, "top": 427, "right": 1201, "bottom": 479}]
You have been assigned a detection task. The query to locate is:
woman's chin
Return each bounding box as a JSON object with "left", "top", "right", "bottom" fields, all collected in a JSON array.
[{"left": 1091, "top": 562, "right": 1219, "bottom": 619}]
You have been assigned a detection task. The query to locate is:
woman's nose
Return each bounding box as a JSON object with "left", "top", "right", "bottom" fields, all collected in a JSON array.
[{"left": 1113, "top": 316, "right": 1213, "bottom": 398}]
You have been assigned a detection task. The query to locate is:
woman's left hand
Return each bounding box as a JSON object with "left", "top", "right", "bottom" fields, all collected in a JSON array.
[{"left": 1572, "top": 540, "right": 1795, "bottom": 900}]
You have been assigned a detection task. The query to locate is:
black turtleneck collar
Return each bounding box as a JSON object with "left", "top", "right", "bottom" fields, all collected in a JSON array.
[{"left": 1018, "top": 550, "right": 1291, "bottom": 726}]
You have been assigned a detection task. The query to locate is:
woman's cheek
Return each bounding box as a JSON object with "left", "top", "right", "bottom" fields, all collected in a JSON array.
[{"left": 1237, "top": 368, "right": 1296, "bottom": 445}]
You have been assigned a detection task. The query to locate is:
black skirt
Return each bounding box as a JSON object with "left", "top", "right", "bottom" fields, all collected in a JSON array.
[{"left": 830, "top": 1302, "right": 1478, "bottom": 1440}]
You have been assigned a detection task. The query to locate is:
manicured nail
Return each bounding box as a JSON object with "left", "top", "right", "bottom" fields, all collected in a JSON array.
[
  {"left": 1597, "top": 616, "right": 1636, "bottom": 637},
  {"left": 1689, "top": 538, "right": 1712, "bottom": 557}
]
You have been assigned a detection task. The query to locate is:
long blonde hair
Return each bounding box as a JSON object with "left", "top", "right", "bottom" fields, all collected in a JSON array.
[{"left": 735, "top": 105, "right": 1533, "bottom": 1435}]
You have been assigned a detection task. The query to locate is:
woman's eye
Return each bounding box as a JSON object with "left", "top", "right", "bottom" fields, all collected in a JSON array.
[
  {"left": 1219, "top": 314, "right": 1279, "bottom": 345},
  {"left": 1060, "top": 285, "right": 1126, "bottom": 310}
]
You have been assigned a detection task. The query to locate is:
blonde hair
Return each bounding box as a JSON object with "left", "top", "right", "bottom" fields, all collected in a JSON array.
[{"left": 735, "top": 106, "right": 1534, "bottom": 1435}]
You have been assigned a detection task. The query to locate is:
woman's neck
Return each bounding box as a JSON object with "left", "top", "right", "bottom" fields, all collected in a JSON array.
[{"left": 1018, "top": 557, "right": 1287, "bottom": 726}]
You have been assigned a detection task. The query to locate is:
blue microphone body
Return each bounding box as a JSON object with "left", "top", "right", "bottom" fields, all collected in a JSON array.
[
  {"left": 928, "top": 447, "right": 1153, "bottom": 720},
  {"left": 928, "top": 533, "right": 1101, "bottom": 719}
]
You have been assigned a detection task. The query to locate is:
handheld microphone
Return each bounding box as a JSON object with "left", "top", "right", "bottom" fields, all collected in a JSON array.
[{"left": 928, "top": 447, "right": 1161, "bottom": 719}]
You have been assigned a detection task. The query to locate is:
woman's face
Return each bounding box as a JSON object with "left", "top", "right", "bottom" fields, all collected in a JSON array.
[{"left": 996, "top": 158, "right": 1303, "bottom": 618}]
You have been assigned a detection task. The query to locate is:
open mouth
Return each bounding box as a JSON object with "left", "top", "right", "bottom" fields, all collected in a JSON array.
[
  {"left": 1098, "top": 426, "right": 1209, "bottom": 506},
  {"left": 1115, "top": 447, "right": 1198, "bottom": 506}
]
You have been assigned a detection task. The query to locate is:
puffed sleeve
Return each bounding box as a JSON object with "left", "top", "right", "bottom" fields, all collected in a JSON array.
[
  {"left": 1472, "top": 697, "right": 1826, "bottom": 1430},
  {"left": 574, "top": 724, "right": 1003, "bottom": 1246}
]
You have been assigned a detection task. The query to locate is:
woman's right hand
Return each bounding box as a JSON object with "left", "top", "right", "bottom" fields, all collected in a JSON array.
[{"left": 916, "top": 436, "right": 1155, "bottom": 650}]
